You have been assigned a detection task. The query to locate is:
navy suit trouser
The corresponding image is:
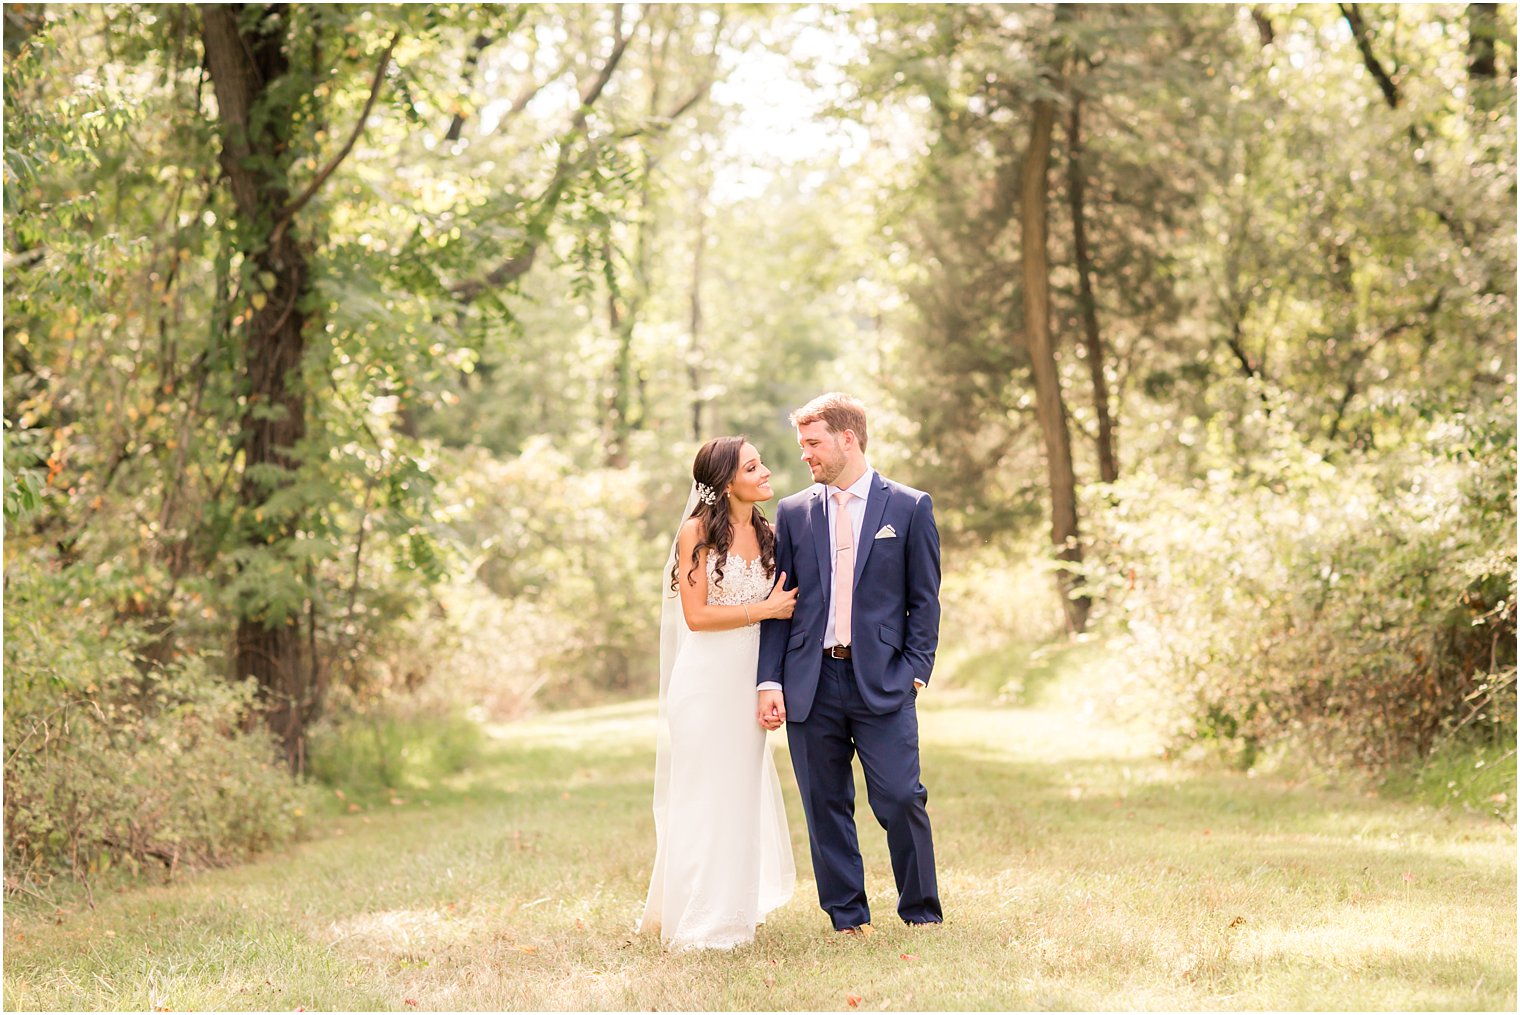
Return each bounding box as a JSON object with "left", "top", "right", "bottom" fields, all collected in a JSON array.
[{"left": 787, "top": 654, "right": 942, "bottom": 929}]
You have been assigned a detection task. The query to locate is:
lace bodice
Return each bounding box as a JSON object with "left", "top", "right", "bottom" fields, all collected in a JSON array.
[{"left": 706, "top": 551, "right": 772, "bottom": 608}]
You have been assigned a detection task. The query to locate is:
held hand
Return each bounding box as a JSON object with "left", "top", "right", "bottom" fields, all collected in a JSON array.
[
  {"left": 756, "top": 689, "right": 786, "bottom": 731},
  {"left": 762, "top": 571, "right": 798, "bottom": 620}
]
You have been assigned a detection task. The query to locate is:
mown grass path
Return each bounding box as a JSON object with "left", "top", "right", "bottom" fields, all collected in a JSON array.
[{"left": 5, "top": 686, "right": 1515, "bottom": 1011}]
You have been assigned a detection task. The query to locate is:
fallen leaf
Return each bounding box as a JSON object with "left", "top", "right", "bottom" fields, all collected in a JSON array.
[
  {"left": 1402, "top": 871, "right": 1414, "bottom": 884},
  {"left": 514, "top": 944, "right": 537, "bottom": 954},
  {"left": 404, "top": 1001, "right": 418, "bottom": 1008},
  {"left": 900, "top": 953, "right": 918, "bottom": 961},
  {"left": 1227, "top": 916, "right": 1246, "bottom": 929},
  {"left": 846, "top": 994, "right": 863, "bottom": 1008}
]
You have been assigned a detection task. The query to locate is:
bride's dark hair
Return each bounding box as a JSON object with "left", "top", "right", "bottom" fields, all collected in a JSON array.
[{"left": 671, "top": 435, "right": 776, "bottom": 593}]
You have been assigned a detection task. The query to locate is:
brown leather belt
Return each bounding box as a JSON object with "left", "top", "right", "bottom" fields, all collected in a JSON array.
[{"left": 825, "top": 645, "right": 852, "bottom": 660}]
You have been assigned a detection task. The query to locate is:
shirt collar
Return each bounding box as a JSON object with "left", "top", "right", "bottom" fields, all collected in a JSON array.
[{"left": 828, "top": 466, "right": 875, "bottom": 503}]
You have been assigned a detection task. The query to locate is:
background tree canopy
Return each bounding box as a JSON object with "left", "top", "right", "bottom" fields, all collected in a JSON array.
[{"left": 4, "top": 2, "right": 1515, "bottom": 882}]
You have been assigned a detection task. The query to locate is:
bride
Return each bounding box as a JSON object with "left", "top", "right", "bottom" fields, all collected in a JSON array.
[{"left": 640, "top": 435, "right": 798, "bottom": 950}]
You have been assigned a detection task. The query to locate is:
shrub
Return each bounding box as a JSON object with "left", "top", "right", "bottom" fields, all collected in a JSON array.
[
  {"left": 1092, "top": 405, "right": 1516, "bottom": 778},
  {"left": 3, "top": 567, "right": 307, "bottom": 884},
  {"left": 306, "top": 706, "right": 485, "bottom": 800},
  {"left": 378, "top": 437, "right": 683, "bottom": 716},
  {"left": 937, "top": 539, "right": 1072, "bottom": 702}
]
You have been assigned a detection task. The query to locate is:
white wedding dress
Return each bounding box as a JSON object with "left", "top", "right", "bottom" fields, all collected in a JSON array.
[{"left": 640, "top": 549, "right": 795, "bottom": 950}]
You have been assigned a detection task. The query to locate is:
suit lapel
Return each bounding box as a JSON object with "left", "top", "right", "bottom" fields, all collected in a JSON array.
[
  {"left": 809, "top": 487, "right": 831, "bottom": 599},
  {"left": 853, "top": 473, "right": 891, "bottom": 586}
]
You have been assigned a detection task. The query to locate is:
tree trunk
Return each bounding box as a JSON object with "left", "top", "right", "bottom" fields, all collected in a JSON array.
[
  {"left": 605, "top": 235, "right": 634, "bottom": 468},
  {"left": 1021, "top": 93, "right": 1090, "bottom": 634},
  {"left": 687, "top": 193, "right": 707, "bottom": 442},
  {"left": 605, "top": 15, "right": 671, "bottom": 467},
  {"left": 202, "top": 4, "right": 317, "bottom": 771},
  {"left": 1340, "top": 3, "right": 1472, "bottom": 246},
  {"left": 1065, "top": 94, "right": 1118, "bottom": 484},
  {"left": 1468, "top": 3, "right": 1499, "bottom": 82}
]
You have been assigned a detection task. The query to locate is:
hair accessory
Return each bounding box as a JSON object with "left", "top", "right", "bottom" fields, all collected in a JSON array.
[{"left": 695, "top": 482, "right": 718, "bottom": 505}]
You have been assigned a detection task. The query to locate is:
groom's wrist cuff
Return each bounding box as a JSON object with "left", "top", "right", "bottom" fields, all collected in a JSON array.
[{"left": 757, "top": 681, "right": 783, "bottom": 692}]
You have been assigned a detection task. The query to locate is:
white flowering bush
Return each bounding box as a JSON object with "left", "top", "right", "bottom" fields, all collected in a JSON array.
[{"left": 1090, "top": 405, "right": 1515, "bottom": 778}]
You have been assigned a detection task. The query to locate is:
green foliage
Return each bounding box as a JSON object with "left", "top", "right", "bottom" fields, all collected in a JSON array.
[
  {"left": 4, "top": 3, "right": 1514, "bottom": 841},
  {"left": 3, "top": 567, "right": 306, "bottom": 883},
  {"left": 1380, "top": 735, "right": 1517, "bottom": 823},
  {"left": 936, "top": 541, "right": 1071, "bottom": 701},
  {"left": 2, "top": 422, "right": 47, "bottom": 521},
  {"left": 1092, "top": 397, "right": 1517, "bottom": 777},
  {"left": 306, "top": 707, "right": 484, "bottom": 802},
  {"left": 434, "top": 438, "right": 679, "bottom": 706}
]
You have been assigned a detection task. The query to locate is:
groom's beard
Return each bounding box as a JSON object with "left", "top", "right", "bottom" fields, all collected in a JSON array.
[{"left": 810, "top": 448, "right": 847, "bottom": 486}]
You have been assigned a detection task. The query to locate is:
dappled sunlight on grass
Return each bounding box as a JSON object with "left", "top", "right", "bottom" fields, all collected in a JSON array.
[
  {"left": 920, "top": 700, "right": 1165, "bottom": 764},
  {"left": 486, "top": 698, "right": 659, "bottom": 748},
  {"left": 5, "top": 653, "right": 1514, "bottom": 1011}
]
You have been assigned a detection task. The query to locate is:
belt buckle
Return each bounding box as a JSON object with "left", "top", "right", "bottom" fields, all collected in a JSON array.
[{"left": 828, "top": 645, "right": 849, "bottom": 659}]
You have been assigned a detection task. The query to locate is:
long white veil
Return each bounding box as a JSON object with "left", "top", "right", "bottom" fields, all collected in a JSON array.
[{"left": 641, "top": 483, "right": 701, "bottom": 931}]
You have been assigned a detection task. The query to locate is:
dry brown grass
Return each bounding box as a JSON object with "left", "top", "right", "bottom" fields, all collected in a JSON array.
[{"left": 4, "top": 665, "right": 1515, "bottom": 1011}]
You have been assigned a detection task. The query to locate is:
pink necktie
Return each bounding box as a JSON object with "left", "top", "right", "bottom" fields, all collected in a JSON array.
[{"left": 833, "top": 490, "right": 854, "bottom": 647}]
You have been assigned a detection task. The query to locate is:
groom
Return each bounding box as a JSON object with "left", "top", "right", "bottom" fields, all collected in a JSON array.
[{"left": 757, "top": 392, "right": 942, "bottom": 933}]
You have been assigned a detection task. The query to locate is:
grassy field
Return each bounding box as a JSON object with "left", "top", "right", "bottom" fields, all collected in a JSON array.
[{"left": 4, "top": 662, "right": 1515, "bottom": 1012}]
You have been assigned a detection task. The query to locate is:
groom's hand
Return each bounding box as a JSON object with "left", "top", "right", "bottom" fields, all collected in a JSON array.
[{"left": 757, "top": 689, "right": 786, "bottom": 730}]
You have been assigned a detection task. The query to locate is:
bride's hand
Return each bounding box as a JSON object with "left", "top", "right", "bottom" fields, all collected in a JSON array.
[{"left": 761, "top": 571, "right": 798, "bottom": 620}]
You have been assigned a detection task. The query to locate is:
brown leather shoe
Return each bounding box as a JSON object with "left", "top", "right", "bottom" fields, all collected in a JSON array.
[{"left": 837, "top": 924, "right": 875, "bottom": 938}]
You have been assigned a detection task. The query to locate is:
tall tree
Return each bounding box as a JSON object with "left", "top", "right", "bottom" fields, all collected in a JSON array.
[
  {"left": 602, "top": 6, "right": 724, "bottom": 466},
  {"left": 201, "top": 5, "right": 396, "bottom": 768},
  {"left": 1019, "top": 17, "right": 1089, "bottom": 633},
  {"left": 1065, "top": 87, "right": 1117, "bottom": 484}
]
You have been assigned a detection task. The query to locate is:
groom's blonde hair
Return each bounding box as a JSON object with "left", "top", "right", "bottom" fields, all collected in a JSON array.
[{"left": 790, "top": 392, "right": 868, "bottom": 452}]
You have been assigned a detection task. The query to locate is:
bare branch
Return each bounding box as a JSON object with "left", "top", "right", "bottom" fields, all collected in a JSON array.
[
  {"left": 499, "top": 56, "right": 570, "bottom": 124},
  {"left": 445, "top": 33, "right": 493, "bottom": 142},
  {"left": 1250, "top": 6, "right": 1274, "bottom": 47},
  {"left": 451, "top": 248, "right": 539, "bottom": 302},
  {"left": 571, "top": 5, "right": 633, "bottom": 133},
  {"left": 1339, "top": 3, "right": 1401, "bottom": 109},
  {"left": 662, "top": 81, "right": 711, "bottom": 125},
  {"left": 277, "top": 31, "right": 401, "bottom": 224},
  {"left": 452, "top": 6, "right": 639, "bottom": 304}
]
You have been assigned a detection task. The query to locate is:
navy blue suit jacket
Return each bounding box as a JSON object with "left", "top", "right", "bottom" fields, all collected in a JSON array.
[{"left": 758, "top": 473, "right": 941, "bottom": 723}]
